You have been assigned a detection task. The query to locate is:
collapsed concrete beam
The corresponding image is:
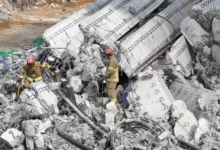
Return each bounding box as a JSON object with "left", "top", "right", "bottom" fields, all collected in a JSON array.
[
  {"left": 43, "top": 0, "right": 113, "bottom": 45},
  {"left": 42, "top": 0, "right": 113, "bottom": 57},
  {"left": 43, "top": 0, "right": 164, "bottom": 58},
  {"left": 119, "top": 0, "right": 200, "bottom": 77},
  {"left": 80, "top": 0, "right": 165, "bottom": 41}
]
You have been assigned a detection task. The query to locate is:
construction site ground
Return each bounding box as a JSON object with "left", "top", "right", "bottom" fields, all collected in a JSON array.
[{"left": 0, "top": 0, "right": 95, "bottom": 51}]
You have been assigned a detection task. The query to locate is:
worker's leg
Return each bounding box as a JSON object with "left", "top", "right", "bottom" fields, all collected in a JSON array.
[{"left": 107, "top": 82, "right": 117, "bottom": 102}]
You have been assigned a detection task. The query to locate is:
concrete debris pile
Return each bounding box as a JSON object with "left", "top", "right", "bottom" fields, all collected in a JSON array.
[{"left": 3, "top": 0, "right": 220, "bottom": 149}]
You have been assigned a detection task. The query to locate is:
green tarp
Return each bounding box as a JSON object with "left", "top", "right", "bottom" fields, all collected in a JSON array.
[
  {"left": 33, "top": 36, "right": 44, "bottom": 47},
  {"left": 0, "top": 50, "right": 18, "bottom": 57}
]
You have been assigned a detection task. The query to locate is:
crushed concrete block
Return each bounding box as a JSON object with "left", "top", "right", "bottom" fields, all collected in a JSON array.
[
  {"left": 171, "top": 100, "right": 187, "bottom": 119},
  {"left": 19, "top": 89, "right": 46, "bottom": 117},
  {"left": 86, "top": 81, "right": 99, "bottom": 101},
  {"left": 34, "top": 133, "right": 44, "bottom": 149},
  {"left": 212, "top": 18, "right": 220, "bottom": 42},
  {"left": 25, "top": 138, "right": 34, "bottom": 150},
  {"left": 81, "top": 58, "right": 97, "bottom": 82},
  {"left": 166, "top": 36, "right": 193, "bottom": 77},
  {"left": 195, "top": 118, "right": 209, "bottom": 144},
  {"left": 203, "top": 45, "right": 211, "bottom": 56},
  {"left": 211, "top": 45, "right": 220, "bottom": 65},
  {"left": 74, "top": 94, "right": 84, "bottom": 105},
  {"left": 174, "top": 110, "right": 198, "bottom": 142},
  {"left": 105, "top": 101, "right": 118, "bottom": 128},
  {"left": 32, "top": 119, "right": 52, "bottom": 134},
  {"left": 170, "top": 80, "right": 217, "bottom": 118},
  {"left": 180, "top": 16, "right": 210, "bottom": 49},
  {"left": 1, "top": 128, "right": 24, "bottom": 148},
  {"left": 22, "top": 120, "right": 35, "bottom": 137},
  {"left": 70, "top": 75, "right": 83, "bottom": 93}
]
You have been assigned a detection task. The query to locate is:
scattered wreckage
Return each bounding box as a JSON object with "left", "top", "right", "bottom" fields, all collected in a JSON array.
[{"left": 2, "top": 0, "right": 220, "bottom": 149}]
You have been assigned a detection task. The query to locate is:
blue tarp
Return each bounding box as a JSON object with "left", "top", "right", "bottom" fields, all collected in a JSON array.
[
  {"left": 119, "top": 84, "right": 132, "bottom": 108},
  {"left": 0, "top": 56, "right": 9, "bottom": 68}
]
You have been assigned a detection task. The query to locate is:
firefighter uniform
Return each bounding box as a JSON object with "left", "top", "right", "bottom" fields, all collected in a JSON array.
[
  {"left": 19, "top": 61, "right": 51, "bottom": 87},
  {"left": 105, "top": 55, "right": 119, "bottom": 102}
]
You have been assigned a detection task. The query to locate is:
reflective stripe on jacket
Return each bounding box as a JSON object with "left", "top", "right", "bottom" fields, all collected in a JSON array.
[
  {"left": 106, "top": 66, "right": 119, "bottom": 82},
  {"left": 105, "top": 56, "right": 119, "bottom": 83}
]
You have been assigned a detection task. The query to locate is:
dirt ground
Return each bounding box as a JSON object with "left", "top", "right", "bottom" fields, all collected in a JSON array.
[{"left": 0, "top": 0, "right": 96, "bottom": 51}]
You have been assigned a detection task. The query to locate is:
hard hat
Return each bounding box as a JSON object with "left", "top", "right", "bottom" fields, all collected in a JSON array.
[
  {"left": 104, "top": 49, "right": 114, "bottom": 56},
  {"left": 27, "top": 57, "right": 35, "bottom": 65}
]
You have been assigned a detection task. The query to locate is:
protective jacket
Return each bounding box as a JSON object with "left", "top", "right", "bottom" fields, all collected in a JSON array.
[
  {"left": 105, "top": 56, "right": 119, "bottom": 102},
  {"left": 105, "top": 56, "right": 119, "bottom": 83},
  {"left": 19, "top": 61, "right": 51, "bottom": 87}
]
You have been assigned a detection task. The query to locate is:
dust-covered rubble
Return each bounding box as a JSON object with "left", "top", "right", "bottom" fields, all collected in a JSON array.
[{"left": 3, "top": 0, "right": 220, "bottom": 149}]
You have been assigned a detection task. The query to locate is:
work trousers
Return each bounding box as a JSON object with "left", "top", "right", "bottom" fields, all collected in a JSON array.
[{"left": 107, "top": 82, "right": 117, "bottom": 102}]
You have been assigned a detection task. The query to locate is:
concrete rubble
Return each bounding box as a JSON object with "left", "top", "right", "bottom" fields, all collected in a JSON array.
[{"left": 3, "top": 0, "right": 220, "bottom": 149}]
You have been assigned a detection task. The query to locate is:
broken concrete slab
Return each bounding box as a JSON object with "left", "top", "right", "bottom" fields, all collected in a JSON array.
[
  {"left": 171, "top": 100, "right": 187, "bottom": 119},
  {"left": 31, "top": 81, "right": 59, "bottom": 114},
  {"left": 194, "top": 118, "right": 209, "bottom": 144},
  {"left": 169, "top": 80, "right": 217, "bottom": 118},
  {"left": 180, "top": 16, "right": 210, "bottom": 50},
  {"left": 174, "top": 110, "right": 198, "bottom": 142},
  {"left": 69, "top": 75, "right": 84, "bottom": 93},
  {"left": 127, "top": 72, "right": 175, "bottom": 121},
  {"left": 166, "top": 36, "right": 193, "bottom": 77},
  {"left": 1, "top": 128, "right": 24, "bottom": 148}
]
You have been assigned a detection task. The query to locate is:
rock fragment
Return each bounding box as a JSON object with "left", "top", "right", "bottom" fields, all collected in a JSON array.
[{"left": 212, "top": 18, "right": 220, "bottom": 42}]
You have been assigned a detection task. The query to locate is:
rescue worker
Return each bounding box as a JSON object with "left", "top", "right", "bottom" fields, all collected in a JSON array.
[
  {"left": 104, "top": 49, "right": 119, "bottom": 103},
  {"left": 18, "top": 57, "right": 56, "bottom": 88}
]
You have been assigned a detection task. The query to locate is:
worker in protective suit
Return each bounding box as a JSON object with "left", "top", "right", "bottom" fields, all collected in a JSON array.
[
  {"left": 18, "top": 57, "right": 56, "bottom": 88},
  {"left": 103, "top": 49, "right": 119, "bottom": 128},
  {"left": 104, "top": 49, "right": 119, "bottom": 102}
]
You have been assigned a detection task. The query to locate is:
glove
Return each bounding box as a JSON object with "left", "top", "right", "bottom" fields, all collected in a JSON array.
[{"left": 50, "top": 66, "right": 56, "bottom": 72}]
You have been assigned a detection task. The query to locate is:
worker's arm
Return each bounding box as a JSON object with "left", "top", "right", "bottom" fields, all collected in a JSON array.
[
  {"left": 19, "top": 67, "right": 26, "bottom": 80},
  {"left": 41, "top": 62, "right": 57, "bottom": 72},
  {"left": 105, "top": 60, "right": 115, "bottom": 78}
]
